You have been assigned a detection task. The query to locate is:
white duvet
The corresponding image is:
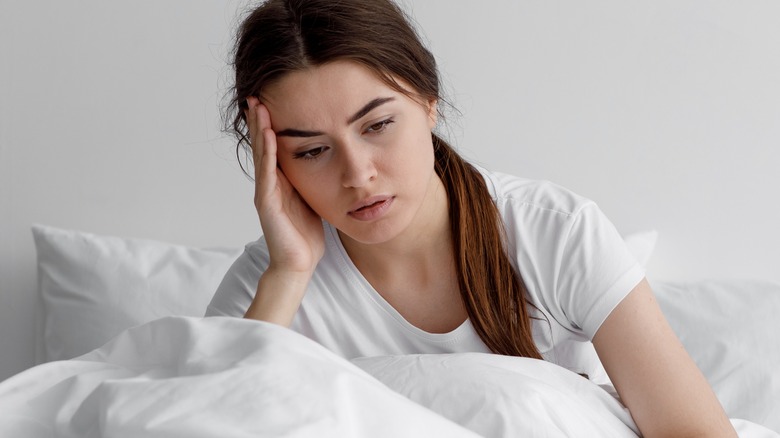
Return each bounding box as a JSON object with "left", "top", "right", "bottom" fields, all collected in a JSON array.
[{"left": 0, "top": 316, "right": 775, "bottom": 437}]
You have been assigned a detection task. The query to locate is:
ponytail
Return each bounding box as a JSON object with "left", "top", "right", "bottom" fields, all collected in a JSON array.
[{"left": 433, "top": 134, "right": 542, "bottom": 359}]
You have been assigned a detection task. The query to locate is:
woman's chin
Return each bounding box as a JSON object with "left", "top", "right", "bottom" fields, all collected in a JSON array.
[{"left": 336, "top": 219, "right": 406, "bottom": 247}]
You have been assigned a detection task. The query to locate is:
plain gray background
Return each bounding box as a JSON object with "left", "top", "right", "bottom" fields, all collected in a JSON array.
[{"left": 1, "top": 0, "right": 778, "bottom": 380}]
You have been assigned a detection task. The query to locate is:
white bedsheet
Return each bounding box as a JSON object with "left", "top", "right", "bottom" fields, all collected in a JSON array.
[{"left": 0, "top": 316, "right": 776, "bottom": 437}]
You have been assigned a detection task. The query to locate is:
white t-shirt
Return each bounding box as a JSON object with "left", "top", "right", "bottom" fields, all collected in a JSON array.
[{"left": 206, "top": 168, "right": 645, "bottom": 379}]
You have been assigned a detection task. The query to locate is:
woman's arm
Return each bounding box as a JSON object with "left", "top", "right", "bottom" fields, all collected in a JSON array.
[
  {"left": 244, "top": 269, "right": 313, "bottom": 327},
  {"left": 593, "top": 278, "right": 737, "bottom": 438},
  {"left": 242, "top": 98, "right": 325, "bottom": 326}
]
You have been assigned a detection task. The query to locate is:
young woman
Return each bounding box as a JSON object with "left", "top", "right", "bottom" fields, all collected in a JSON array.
[{"left": 206, "top": 0, "right": 736, "bottom": 436}]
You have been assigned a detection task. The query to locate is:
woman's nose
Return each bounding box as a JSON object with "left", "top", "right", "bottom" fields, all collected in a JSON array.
[{"left": 340, "top": 143, "right": 377, "bottom": 188}]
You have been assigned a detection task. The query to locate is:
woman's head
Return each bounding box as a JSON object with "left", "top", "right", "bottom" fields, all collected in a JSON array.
[
  {"left": 227, "top": 0, "right": 442, "bottom": 156},
  {"left": 227, "top": 0, "right": 446, "bottom": 244}
]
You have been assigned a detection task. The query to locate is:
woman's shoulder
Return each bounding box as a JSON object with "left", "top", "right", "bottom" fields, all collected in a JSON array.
[{"left": 474, "top": 165, "right": 594, "bottom": 217}]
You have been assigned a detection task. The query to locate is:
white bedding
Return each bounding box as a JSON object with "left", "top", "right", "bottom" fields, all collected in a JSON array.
[
  {"left": 0, "top": 316, "right": 777, "bottom": 437},
  {"left": 0, "top": 317, "right": 475, "bottom": 438},
  {"left": 14, "top": 226, "right": 779, "bottom": 436}
]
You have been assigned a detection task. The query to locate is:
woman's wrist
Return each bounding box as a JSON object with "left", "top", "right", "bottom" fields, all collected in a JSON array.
[{"left": 243, "top": 268, "right": 313, "bottom": 327}]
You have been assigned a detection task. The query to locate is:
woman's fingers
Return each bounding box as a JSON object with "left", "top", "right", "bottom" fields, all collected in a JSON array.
[
  {"left": 245, "top": 98, "right": 280, "bottom": 213},
  {"left": 258, "top": 105, "right": 278, "bottom": 185},
  {"left": 245, "top": 97, "right": 263, "bottom": 170}
]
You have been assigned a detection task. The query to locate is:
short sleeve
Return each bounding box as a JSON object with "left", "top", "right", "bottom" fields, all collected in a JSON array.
[
  {"left": 554, "top": 203, "right": 645, "bottom": 339},
  {"left": 204, "top": 239, "right": 267, "bottom": 318}
]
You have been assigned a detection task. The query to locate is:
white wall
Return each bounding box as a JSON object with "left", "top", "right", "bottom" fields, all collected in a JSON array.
[
  {"left": 0, "top": 0, "right": 259, "bottom": 380},
  {"left": 2, "top": 1, "right": 778, "bottom": 381},
  {"left": 409, "top": 0, "right": 780, "bottom": 283}
]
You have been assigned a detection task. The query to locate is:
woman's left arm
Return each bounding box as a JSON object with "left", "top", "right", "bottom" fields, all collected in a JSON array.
[{"left": 593, "top": 278, "right": 737, "bottom": 438}]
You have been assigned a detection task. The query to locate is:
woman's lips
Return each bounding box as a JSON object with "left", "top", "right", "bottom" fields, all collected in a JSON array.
[{"left": 348, "top": 196, "right": 394, "bottom": 221}]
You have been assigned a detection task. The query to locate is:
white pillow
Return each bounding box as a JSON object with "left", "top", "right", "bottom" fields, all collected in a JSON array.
[
  {"left": 654, "top": 279, "right": 780, "bottom": 433},
  {"left": 27, "top": 227, "right": 655, "bottom": 364},
  {"left": 32, "top": 224, "right": 242, "bottom": 362}
]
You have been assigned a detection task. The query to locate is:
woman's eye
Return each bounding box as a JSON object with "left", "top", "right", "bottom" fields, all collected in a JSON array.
[
  {"left": 294, "top": 146, "right": 328, "bottom": 160},
  {"left": 365, "top": 119, "right": 394, "bottom": 134}
]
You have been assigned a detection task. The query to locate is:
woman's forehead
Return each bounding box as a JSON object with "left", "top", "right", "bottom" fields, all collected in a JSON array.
[{"left": 261, "top": 61, "right": 408, "bottom": 126}]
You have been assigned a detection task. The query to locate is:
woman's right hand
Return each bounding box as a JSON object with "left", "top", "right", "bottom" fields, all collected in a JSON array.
[{"left": 245, "top": 97, "right": 325, "bottom": 278}]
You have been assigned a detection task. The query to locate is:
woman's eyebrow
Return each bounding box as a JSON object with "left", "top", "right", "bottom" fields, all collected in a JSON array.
[
  {"left": 275, "top": 96, "right": 395, "bottom": 138},
  {"left": 275, "top": 128, "right": 324, "bottom": 138},
  {"left": 346, "top": 97, "right": 395, "bottom": 124}
]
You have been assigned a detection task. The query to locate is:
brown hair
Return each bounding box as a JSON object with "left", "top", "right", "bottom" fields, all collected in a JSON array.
[{"left": 224, "top": 0, "right": 542, "bottom": 359}]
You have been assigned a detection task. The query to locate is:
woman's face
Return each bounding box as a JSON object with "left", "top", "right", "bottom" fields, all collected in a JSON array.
[{"left": 261, "top": 60, "right": 440, "bottom": 245}]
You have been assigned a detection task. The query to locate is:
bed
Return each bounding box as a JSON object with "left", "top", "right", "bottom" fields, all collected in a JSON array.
[{"left": 0, "top": 224, "right": 777, "bottom": 437}]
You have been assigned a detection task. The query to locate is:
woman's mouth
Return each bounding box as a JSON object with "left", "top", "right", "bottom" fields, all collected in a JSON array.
[{"left": 348, "top": 196, "right": 394, "bottom": 221}]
